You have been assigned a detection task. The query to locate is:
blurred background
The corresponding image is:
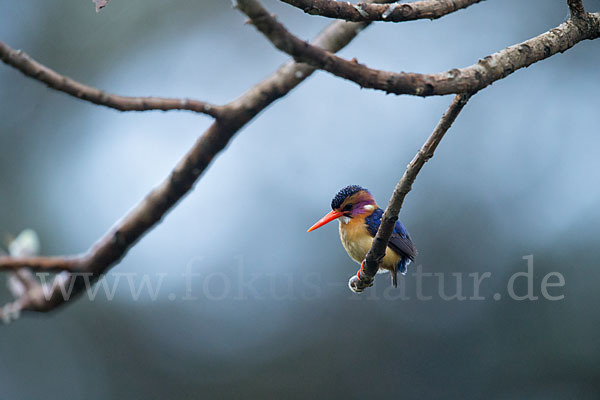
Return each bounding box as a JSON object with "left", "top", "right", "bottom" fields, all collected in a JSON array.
[{"left": 1, "top": 0, "right": 599, "bottom": 398}]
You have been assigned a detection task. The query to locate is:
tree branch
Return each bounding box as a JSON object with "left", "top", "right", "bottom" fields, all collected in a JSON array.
[
  {"left": 280, "top": 0, "right": 482, "bottom": 23},
  {"left": 349, "top": 93, "right": 472, "bottom": 292},
  {"left": 0, "top": 256, "right": 85, "bottom": 272},
  {"left": 238, "top": 0, "right": 600, "bottom": 96},
  {"left": 0, "top": 41, "right": 224, "bottom": 119},
  {"left": 0, "top": 12, "right": 381, "bottom": 316},
  {"left": 3, "top": 0, "right": 597, "bottom": 311}
]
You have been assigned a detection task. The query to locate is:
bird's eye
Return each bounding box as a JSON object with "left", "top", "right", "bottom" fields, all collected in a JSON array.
[{"left": 343, "top": 204, "right": 352, "bottom": 212}]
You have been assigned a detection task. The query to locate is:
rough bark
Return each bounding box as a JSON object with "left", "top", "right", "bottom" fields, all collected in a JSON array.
[{"left": 281, "top": 0, "right": 482, "bottom": 23}]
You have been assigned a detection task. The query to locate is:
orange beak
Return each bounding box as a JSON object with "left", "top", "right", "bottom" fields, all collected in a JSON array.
[{"left": 307, "top": 210, "right": 344, "bottom": 232}]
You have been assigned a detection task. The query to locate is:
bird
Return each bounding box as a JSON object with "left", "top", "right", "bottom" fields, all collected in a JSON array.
[{"left": 307, "top": 185, "right": 417, "bottom": 287}]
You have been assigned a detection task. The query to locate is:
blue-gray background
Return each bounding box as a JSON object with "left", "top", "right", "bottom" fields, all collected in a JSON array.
[{"left": 1, "top": 0, "right": 599, "bottom": 399}]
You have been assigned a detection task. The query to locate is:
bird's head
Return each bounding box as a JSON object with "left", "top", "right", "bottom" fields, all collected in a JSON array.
[{"left": 307, "top": 185, "right": 377, "bottom": 232}]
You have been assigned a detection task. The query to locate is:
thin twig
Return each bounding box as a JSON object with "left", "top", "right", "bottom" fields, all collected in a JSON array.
[
  {"left": 238, "top": 0, "right": 600, "bottom": 96},
  {"left": 350, "top": 93, "right": 472, "bottom": 292},
  {"left": 0, "top": 41, "right": 224, "bottom": 119},
  {"left": 280, "top": 0, "right": 482, "bottom": 23},
  {"left": 0, "top": 256, "right": 85, "bottom": 272}
]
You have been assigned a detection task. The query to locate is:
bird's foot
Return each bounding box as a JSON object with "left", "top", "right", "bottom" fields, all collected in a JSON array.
[
  {"left": 348, "top": 275, "right": 372, "bottom": 293},
  {"left": 357, "top": 260, "right": 365, "bottom": 279},
  {"left": 348, "top": 261, "right": 373, "bottom": 293}
]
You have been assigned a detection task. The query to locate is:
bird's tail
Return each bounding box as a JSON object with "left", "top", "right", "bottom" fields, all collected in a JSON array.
[
  {"left": 391, "top": 266, "right": 398, "bottom": 288},
  {"left": 391, "top": 258, "right": 410, "bottom": 288}
]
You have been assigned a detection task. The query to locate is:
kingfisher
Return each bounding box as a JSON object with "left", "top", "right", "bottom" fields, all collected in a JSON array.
[{"left": 307, "top": 185, "right": 417, "bottom": 287}]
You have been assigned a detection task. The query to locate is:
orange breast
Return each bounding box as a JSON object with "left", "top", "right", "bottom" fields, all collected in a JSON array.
[{"left": 338, "top": 217, "right": 402, "bottom": 270}]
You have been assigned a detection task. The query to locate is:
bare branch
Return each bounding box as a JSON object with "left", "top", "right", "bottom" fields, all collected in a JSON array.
[
  {"left": 238, "top": 0, "right": 600, "bottom": 96},
  {"left": 349, "top": 93, "right": 472, "bottom": 292},
  {"left": 567, "top": 0, "right": 585, "bottom": 19},
  {"left": 3, "top": 0, "right": 596, "bottom": 311},
  {"left": 0, "top": 41, "right": 224, "bottom": 119},
  {"left": 0, "top": 256, "right": 85, "bottom": 272},
  {"left": 0, "top": 14, "right": 380, "bottom": 315},
  {"left": 280, "top": 0, "right": 482, "bottom": 23}
]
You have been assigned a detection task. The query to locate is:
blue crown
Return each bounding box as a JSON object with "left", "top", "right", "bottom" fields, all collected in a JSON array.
[{"left": 331, "top": 185, "right": 367, "bottom": 210}]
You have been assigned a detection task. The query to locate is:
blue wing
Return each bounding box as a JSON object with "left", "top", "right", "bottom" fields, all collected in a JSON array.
[{"left": 365, "top": 208, "right": 417, "bottom": 261}]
